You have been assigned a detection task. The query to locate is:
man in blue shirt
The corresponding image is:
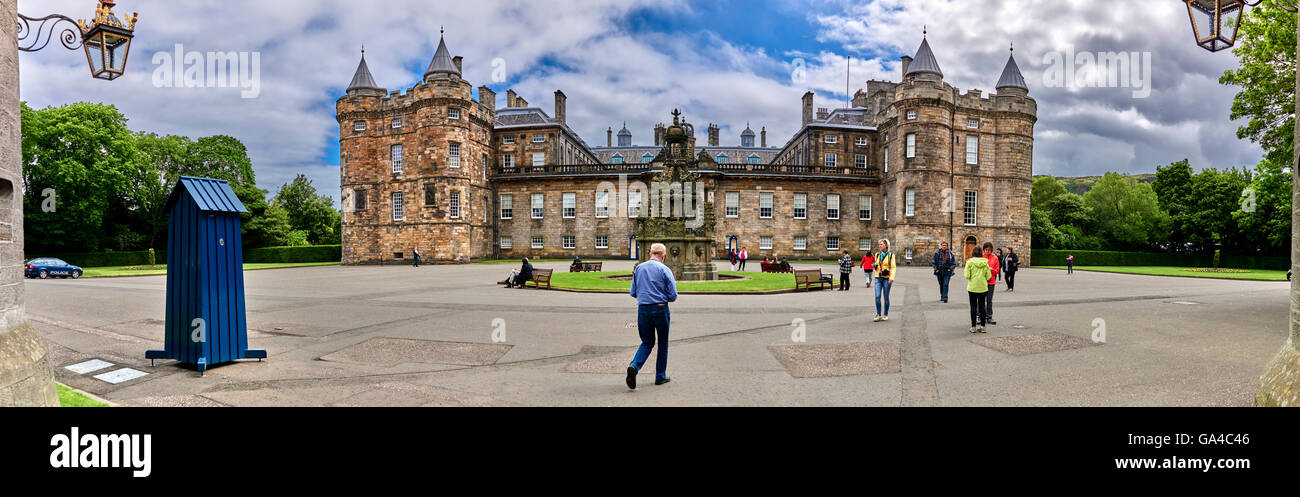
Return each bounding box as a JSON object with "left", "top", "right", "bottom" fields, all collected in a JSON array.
[{"left": 627, "top": 243, "right": 678, "bottom": 389}]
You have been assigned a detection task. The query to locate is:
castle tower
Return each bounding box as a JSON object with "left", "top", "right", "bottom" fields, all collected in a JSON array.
[{"left": 338, "top": 32, "right": 495, "bottom": 264}]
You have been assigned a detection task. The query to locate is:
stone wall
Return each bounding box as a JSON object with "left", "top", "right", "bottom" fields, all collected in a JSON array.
[{"left": 0, "top": 0, "right": 57, "bottom": 406}]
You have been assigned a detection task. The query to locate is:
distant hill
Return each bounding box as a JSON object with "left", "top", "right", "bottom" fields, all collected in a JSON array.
[{"left": 1035, "top": 173, "right": 1156, "bottom": 195}]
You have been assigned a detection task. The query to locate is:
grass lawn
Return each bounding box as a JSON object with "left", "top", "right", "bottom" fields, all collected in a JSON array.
[
  {"left": 474, "top": 258, "right": 595, "bottom": 264},
  {"left": 1038, "top": 266, "right": 1287, "bottom": 281},
  {"left": 81, "top": 262, "right": 339, "bottom": 278},
  {"left": 548, "top": 270, "right": 831, "bottom": 292},
  {"left": 57, "top": 384, "right": 109, "bottom": 407}
]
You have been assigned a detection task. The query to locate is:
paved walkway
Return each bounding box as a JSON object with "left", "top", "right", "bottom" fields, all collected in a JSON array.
[{"left": 27, "top": 261, "right": 1290, "bottom": 406}]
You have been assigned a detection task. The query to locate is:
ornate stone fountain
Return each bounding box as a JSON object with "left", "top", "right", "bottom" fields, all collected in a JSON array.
[{"left": 634, "top": 109, "right": 718, "bottom": 281}]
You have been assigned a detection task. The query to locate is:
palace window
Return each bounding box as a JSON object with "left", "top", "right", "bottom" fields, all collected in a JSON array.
[
  {"left": 562, "top": 193, "right": 576, "bottom": 218},
  {"left": 641, "top": 154, "right": 654, "bottom": 164},
  {"left": 794, "top": 236, "right": 807, "bottom": 251},
  {"left": 500, "top": 194, "right": 513, "bottom": 219},
  {"left": 855, "top": 154, "right": 868, "bottom": 168},
  {"left": 563, "top": 236, "right": 575, "bottom": 250},
  {"left": 883, "top": 147, "right": 889, "bottom": 173},
  {"left": 424, "top": 184, "right": 436, "bottom": 206},
  {"left": 967, "top": 118, "right": 979, "bottom": 129},
  {"left": 449, "top": 191, "right": 461, "bottom": 219},
  {"left": 447, "top": 108, "right": 461, "bottom": 120},
  {"left": 353, "top": 121, "right": 366, "bottom": 131},
  {"left": 759, "top": 192, "right": 773, "bottom": 219},
  {"left": 748, "top": 155, "right": 761, "bottom": 164},
  {"left": 717, "top": 154, "right": 729, "bottom": 164},
  {"left": 906, "top": 110, "right": 917, "bottom": 120},
  {"left": 533, "top": 134, "right": 545, "bottom": 143},
  {"left": 531, "top": 236, "right": 544, "bottom": 249},
  {"left": 532, "top": 152, "right": 545, "bottom": 166},
  {"left": 503, "top": 135, "right": 515, "bottom": 144},
  {"left": 793, "top": 193, "right": 807, "bottom": 219},
  {"left": 859, "top": 238, "right": 871, "bottom": 251},
  {"left": 500, "top": 236, "right": 513, "bottom": 250},
  {"left": 596, "top": 236, "right": 609, "bottom": 249},
  {"left": 855, "top": 137, "right": 868, "bottom": 146},
  {"left": 760, "top": 236, "right": 773, "bottom": 250},
  {"left": 532, "top": 193, "right": 544, "bottom": 219},
  {"left": 392, "top": 118, "right": 402, "bottom": 129},
  {"left": 449, "top": 143, "right": 461, "bottom": 168},
  {"left": 392, "top": 192, "right": 404, "bottom": 221},
  {"left": 596, "top": 191, "right": 610, "bottom": 218},
  {"left": 964, "top": 190, "right": 978, "bottom": 226},
  {"left": 825, "top": 153, "right": 837, "bottom": 167},
  {"left": 501, "top": 154, "right": 514, "bottom": 168},
  {"left": 628, "top": 190, "right": 642, "bottom": 218},
  {"left": 826, "top": 237, "right": 840, "bottom": 251},
  {"left": 827, "top": 194, "right": 840, "bottom": 220},
  {"left": 905, "top": 188, "right": 915, "bottom": 217},
  {"left": 966, "top": 136, "right": 979, "bottom": 165},
  {"left": 859, "top": 195, "right": 871, "bottom": 220},
  {"left": 612, "top": 154, "right": 624, "bottom": 164},
  {"left": 905, "top": 134, "right": 916, "bottom": 159},
  {"left": 725, "top": 192, "right": 739, "bottom": 218},
  {"left": 825, "top": 135, "right": 838, "bottom": 144},
  {"left": 883, "top": 194, "right": 888, "bottom": 222},
  {"left": 355, "top": 189, "right": 368, "bottom": 210},
  {"left": 391, "top": 144, "right": 404, "bottom": 173}
]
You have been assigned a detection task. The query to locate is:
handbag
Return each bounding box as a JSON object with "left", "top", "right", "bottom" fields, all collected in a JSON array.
[{"left": 877, "top": 253, "right": 892, "bottom": 278}]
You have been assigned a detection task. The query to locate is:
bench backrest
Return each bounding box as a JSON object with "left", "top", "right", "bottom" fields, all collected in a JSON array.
[
  {"left": 793, "top": 269, "right": 820, "bottom": 283},
  {"left": 534, "top": 268, "right": 553, "bottom": 280}
]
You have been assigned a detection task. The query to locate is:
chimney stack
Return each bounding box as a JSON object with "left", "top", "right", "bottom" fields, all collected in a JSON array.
[
  {"left": 478, "top": 86, "right": 496, "bottom": 110},
  {"left": 816, "top": 108, "right": 830, "bottom": 121},
  {"left": 708, "top": 124, "right": 719, "bottom": 147},
  {"left": 607, "top": 127, "right": 613, "bottom": 147},
  {"left": 761, "top": 127, "right": 767, "bottom": 148},
  {"left": 654, "top": 123, "right": 666, "bottom": 146},
  {"left": 452, "top": 56, "right": 464, "bottom": 74},
  {"left": 900, "top": 55, "right": 913, "bottom": 80},
  {"left": 506, "top": 89, "right": 518, "bottom": 108},
  {"left": 802, "top": 92, "right": 814, "bottom": 126},
  {"left": 554, "top": 90, "right": 567, "bottom": 125}
]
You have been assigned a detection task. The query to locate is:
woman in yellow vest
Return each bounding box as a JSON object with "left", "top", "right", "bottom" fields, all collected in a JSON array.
[{"left": 873, "top": 239, "right": 897, "bottom": 322}]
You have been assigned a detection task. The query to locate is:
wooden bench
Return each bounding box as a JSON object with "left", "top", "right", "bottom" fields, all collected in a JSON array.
[
  {"left": 761, "top": 261, "right": 792, "bottom": 273},
  {"left": 793, "top": 269, "right": 833, "bottom": 292},
  {"left": 525, "top": 268, "right": 553, "bottom": 289},
  {"left": 570, "top": 262, "right": 602, "bottom": 272}
]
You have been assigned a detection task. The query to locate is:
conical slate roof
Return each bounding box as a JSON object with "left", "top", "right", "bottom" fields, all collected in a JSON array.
[
  {"left": 347, "top": 52, "right": 382, "bottom": 91},
  {"left": 424, "top": 35, "right": 460, "bottom": 79},
  {"left": 905, "top": 37, "right": 943, "bottom": 78},
  {"left": 740, "top": 122, "right": 755, "bottom": 137},
  {"left": 996, "top": 52, "right": 1028, "bottom": 91}
]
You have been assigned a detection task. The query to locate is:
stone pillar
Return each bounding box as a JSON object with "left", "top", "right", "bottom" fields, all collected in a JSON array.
[
  {"left": 1255, "top": 15, "right": 1300, "bottom": 407},
  {"left": 0, "top": 0, "right": 57, "bottom": 406}
]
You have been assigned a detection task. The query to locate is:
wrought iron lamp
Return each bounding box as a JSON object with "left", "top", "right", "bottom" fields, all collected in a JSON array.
[
  {"left": 17, "top": 0, "right": 138, "bottom": 80},
  {"left": 1184, "top": 0, "right": 1296, "bottom": 52}
]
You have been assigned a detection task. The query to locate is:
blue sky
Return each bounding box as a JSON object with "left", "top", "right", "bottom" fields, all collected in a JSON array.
[{"left": 18, "top": 0, "right": 1265, "bottom": 203}]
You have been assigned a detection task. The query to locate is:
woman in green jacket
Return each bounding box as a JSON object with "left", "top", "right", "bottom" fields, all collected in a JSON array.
[{"left": 964, "top": 247, "right": 992, "bottom": 333}]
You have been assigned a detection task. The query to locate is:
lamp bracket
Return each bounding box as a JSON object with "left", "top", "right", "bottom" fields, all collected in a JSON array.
[{"left": 16, "top": 13, "right": 84, "bottom": 53}]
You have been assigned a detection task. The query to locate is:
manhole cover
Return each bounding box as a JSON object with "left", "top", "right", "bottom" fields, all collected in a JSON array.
[{"left": 65, "top": 359, "right": 114, "bottom": 375}]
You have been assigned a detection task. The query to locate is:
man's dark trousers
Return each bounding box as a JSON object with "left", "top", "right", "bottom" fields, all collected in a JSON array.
[
  {"left": 936, "top": 272, "right": 952, "bottom": 301},
  {"left": 631, "top": 304, "right": 670, "bottom": 381},
  {"left": 840, "top": 272, "right": 851, "bottom": 290}
]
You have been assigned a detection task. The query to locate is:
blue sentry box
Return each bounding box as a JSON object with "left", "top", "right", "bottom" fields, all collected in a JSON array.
[{"left": 146, "top": 177, "right": 266, "bottom": 372}]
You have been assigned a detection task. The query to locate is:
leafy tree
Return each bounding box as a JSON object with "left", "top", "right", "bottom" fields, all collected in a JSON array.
[
  {"left": 1152, "top": 159, "right": 1196, "bottom": 251},
  {"left": 1235, "top": 158, "right": 1292, "bottom": 254},
  {"left": 1187, "top": 168, "right": 1250, "bottom": 252},
  {"left": 1082, "top": 173, "right": 1169, "bottom": 249},
  {"left": 1031, "top": 176, "right": 1067, "bottom": 211},
  {"left": 133, "top": 133, "right": 191, "bottom": 248},
  {"left": 1030, "top": 207, "right": 1062, "bottom": 249},
  {"left": 272, "top": 175, "right": 340, "bottom": 245},
  {"left": 241, "top": 203, "right": 297, "bottom": 248},
  {"left": 1220, "top": 0, "right": 1296, "bottom": 166},
  {"left": 1046, "top": 192, "right": 1088, "bottom": 228},
  {"left": 20, "top": 102, "right": 140, "bottom": 253}
]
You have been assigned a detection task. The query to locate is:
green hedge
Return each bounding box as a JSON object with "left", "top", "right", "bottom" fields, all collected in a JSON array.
[
  {"left": 243, "top": 245, "right": 341, "bottom": 263},
  {"left": 1033, "top": 249, "right": 1286, "bottom": 269},
  {"left": 44, "top": 250, "right": 164, "bottom": 268}
]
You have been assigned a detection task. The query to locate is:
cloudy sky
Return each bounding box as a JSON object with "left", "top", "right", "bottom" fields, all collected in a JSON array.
[{"left": 17, "top": 0, "right": 1264, "bottom": 202}]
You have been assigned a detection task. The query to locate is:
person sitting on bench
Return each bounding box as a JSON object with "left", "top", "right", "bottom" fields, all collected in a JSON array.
[{"left": 506, "top": 258, "right": 534, "bottom": 288}]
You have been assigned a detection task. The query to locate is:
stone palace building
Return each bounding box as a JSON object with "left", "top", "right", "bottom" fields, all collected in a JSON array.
[{"left": 336, "top": 32, "right": 1036, "bottom": 265}]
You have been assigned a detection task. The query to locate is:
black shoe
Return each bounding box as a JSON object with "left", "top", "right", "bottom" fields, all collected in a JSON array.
[
  {"left": 942, "top": 298, "right": 948, "bottom": 303},
  {"left": 988, "top": 319, "right": 997, "bottom": 325},
  {"left": 654, "top": 377, "right": 671, "bottom": 386},
  {"left": 626, "top": 367, "right": 636, "bottom": 390}
]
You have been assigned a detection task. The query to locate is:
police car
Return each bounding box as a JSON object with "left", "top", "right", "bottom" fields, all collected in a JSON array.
[{"left": 24, "top": 258, "right": 83, "bottom": 279}]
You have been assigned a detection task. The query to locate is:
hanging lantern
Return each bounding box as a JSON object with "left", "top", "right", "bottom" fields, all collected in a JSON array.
[
  {"left": 77, "top": 1, "right": 139, "bottom": 80},
  {"left": 1184, "top": 0, "right": 1247, "bottom": 52}
]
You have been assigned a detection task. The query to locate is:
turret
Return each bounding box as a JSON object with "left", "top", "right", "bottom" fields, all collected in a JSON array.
[
  {"left": 904, "top": 29, "right": 943, "bottom": 83},
  {"left": 346, "top": 48, "right": 384, "bottom": 97},
  {"left": 423, "top": 30, "right": 461, "bottom": 82}
]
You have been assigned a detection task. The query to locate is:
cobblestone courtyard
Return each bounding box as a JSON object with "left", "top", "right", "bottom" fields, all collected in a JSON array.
[{"left": 27, "top": 262, "right": 1291, "bottom": 406}]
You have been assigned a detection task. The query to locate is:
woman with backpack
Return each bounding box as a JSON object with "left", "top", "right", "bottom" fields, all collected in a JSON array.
[
  {"left": 964, "top": 246, "right": 992, "bottom": 333},
  {"left": 860, "top": 251, "right": 875, "bottom": 288},
  {"left": 873, "top": 239, "right": 896, "bottom": 322}
]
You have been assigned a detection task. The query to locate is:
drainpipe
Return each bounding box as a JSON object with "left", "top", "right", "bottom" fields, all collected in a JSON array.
[{"left": 950, "top": 87, "right": 957, "bottom": 257}]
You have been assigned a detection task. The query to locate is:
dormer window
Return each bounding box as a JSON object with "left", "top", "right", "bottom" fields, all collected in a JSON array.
[
  {"left": 717, "top": 154, "right": 729, "bottom": 164},
  {"left": 641, "top": 154, "right": 654, "bottom": 163},
  {"left": 353, "top": 121, "right": 367, "bottom": 131},
  {"left": 611, "top": 154, "right": 624, "bottom": 165}
]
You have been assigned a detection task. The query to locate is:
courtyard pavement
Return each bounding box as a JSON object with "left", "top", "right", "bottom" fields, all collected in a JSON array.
[{"left": 25, "top": 260, "right": 1291, "bottom": 406}]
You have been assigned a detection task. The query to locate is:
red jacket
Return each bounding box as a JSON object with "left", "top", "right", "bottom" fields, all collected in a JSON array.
[
  {"left": 861, "top": 254, "right": 875, "bottom": 270},
  {"left": 984, "top": 253, "right": 1000, "bottom": 285}
]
